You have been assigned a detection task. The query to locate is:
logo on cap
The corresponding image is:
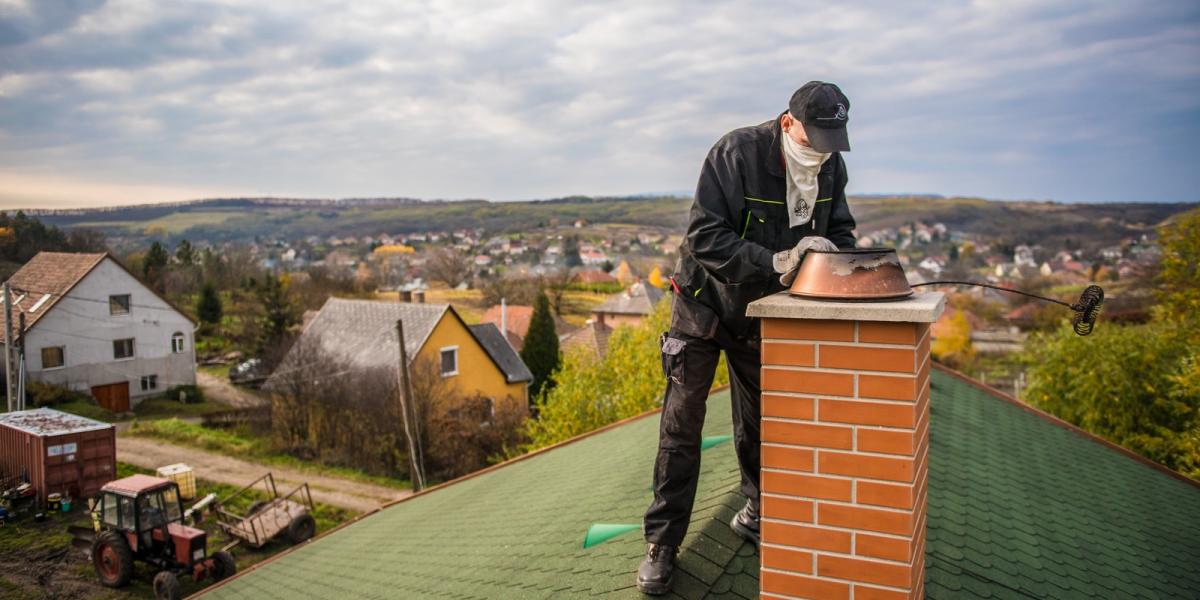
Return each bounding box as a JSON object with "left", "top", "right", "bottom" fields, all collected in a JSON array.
[{"left": 817, "top": 103, "right": 848, "bottom": 121}]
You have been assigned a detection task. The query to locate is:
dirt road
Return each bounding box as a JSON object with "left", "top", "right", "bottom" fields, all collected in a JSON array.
[
  {"left": 117, "top": 436, "right": 412, "bottom": 513},
  {"left": 197, "top": 370, "right": 268, "bottom": 408}
]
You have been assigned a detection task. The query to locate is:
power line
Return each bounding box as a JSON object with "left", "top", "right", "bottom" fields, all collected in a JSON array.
[
  {"left": 5, "top": 285, "right": 195, "bottom": 314},
  {"left": 32, "top": 326, "right": 181, "bottom": 352}
]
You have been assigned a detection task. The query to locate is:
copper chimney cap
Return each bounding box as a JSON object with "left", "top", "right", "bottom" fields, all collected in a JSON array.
[{"left": 788, "top": 247, "right": 913, "bottom": 301}]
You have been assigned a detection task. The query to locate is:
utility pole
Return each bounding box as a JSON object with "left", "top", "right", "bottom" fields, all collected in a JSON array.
[
  {"left": 395, "top": 319, "right": 425, "bottom": 491},
  {"left": 17, "top": 312, "right": 25, "bottom": 411},
  {"left": 3, "top": 282, "right": 12, "bottom": 412}
]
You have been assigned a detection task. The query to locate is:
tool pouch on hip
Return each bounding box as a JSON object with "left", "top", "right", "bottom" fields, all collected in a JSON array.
[
  {"left": 660, "top": 333, "right": 687, "bottom": 386},
  {"left": 669, "top": 293, "right": 719, "bottom": 340}
]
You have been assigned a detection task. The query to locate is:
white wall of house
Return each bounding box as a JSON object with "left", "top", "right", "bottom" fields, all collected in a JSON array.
[{"left": 22, "top": 258, "right": 195, "bottom": 406}]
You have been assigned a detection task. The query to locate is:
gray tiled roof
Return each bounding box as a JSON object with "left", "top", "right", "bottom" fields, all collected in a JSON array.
[
  {"left": 560, "top": 320, "right": 613, "bottom": 359},
  {"left": 593, "top": 281, "right": 664, "bottom": 316},
  {"left": 266, "top": 298, "right": 449, "bottom": 388},
  {"left": 468, "top": 323, "right": 533, "bottom": 383}
]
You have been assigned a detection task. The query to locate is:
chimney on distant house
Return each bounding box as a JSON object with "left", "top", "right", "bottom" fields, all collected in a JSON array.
[{"left": 747, "top": 291, "right": 944, "bottom": 600}]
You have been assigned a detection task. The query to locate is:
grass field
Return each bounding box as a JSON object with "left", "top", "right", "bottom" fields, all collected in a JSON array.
[
  {"left": 75, "top": 210, "right": 244, "bottom": 234},
  {"left": 124, "top": 419, "right": 411, "bottom": 491}
]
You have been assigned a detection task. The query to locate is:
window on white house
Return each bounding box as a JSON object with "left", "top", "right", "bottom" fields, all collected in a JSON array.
[
  {"left": 41, "top": 346, "right": 65, "bottom": 369},
  {"left": 109, "top": 294, "right": 131, "bottom": 315},
  {"left": 171, "top": 332, "right": 185, "bottom": 353},
  {"left": 440, "top": 346, "right": 458, "bottom": 377},
  {"left": 140, "top": 375, "right": 158, "bottom": 391},
  {"left": 113, "top": 338, "right": 135, "bottom": 359}
]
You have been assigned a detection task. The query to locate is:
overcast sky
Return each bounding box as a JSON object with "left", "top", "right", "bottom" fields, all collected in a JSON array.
[{"left": 1, "top": 0, "right": 1198, "bottom": 209}]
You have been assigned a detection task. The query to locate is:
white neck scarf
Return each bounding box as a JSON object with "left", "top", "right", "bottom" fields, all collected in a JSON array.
[{"left": 781, "top": 129, "right": 831, "bottom": 228}]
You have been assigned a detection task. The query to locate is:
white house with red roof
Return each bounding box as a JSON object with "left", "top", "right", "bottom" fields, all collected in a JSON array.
[{"left": 1, "top": 252, "right": 196, "bottom": 412}]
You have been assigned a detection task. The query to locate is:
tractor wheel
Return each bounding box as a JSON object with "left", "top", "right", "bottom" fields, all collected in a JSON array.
[
  {"left": 286, "top": 513, "right": 316, "bottom": 544},
  {"left": 246, "top": 500, "right": 269, "bottom": 517},
  {"left": 212, "top": 550, "right": 237, "bottom": 581},
  {"left": 153, "top": 571, "right": 181, "bottom": 600},
  {"left": 91, "top": 530, "right": 133, "bottom": 588}
]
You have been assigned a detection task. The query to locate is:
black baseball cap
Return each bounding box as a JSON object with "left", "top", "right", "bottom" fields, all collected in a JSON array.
[{"left": 788, "top": 81, "right": 850, "bottom": 153}]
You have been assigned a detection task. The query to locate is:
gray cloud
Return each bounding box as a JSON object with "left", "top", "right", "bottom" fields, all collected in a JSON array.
[
  {"left": 0, "top": 0, "right": 105, "bottom": 47},
  {"left": 0, "top": 0, "right": 1197, "bottom": 208}
]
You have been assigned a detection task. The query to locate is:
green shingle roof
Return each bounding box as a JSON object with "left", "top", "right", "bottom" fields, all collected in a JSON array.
[
  {"left": 202, "top": 368, "right": 1200, "bottom": 599},
  {"left": 926, "top": 370, "right": 1200, "bottom": 599}
]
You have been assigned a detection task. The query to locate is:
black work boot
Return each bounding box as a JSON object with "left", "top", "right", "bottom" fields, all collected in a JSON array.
[
  {"left": 730, "top": 497, "right": 760, "bottom": 547},
  {"left": 636, "top": 543, "right": 678, "bottom": 595}
]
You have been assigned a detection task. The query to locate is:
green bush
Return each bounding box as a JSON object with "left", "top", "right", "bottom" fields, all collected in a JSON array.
[
  {"left": 520, "top": 296, "right": 729, "bottom": 452},
  {"left": 27, "top": 381, "right": 92, "bottom": 408},
  {"left": 1023, "top": 320, "right": 1200, "bottom": 479}
]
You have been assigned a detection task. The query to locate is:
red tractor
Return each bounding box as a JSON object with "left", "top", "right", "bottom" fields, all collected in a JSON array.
[{"left": 87, "top": 474, "right": 235, "bottom": 600}]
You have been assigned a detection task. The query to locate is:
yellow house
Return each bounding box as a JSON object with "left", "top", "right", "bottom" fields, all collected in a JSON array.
[
  {"left": 418, "top": 311, "right": 532, "bottom": 406},
  {"left": 269, "top": 298, "right": 531, "bottom": 407}
]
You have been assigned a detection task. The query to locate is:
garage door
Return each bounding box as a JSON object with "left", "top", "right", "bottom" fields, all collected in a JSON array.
[{"left": 91, "top": 382, "right": 130, "bottom": 412}]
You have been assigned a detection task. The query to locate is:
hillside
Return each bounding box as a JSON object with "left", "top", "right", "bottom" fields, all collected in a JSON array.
[{"left": 23, "top": 196, "right": 1196, "bottom": 251}]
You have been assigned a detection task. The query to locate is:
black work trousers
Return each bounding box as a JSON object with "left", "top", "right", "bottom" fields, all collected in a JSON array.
[{"left": 642, "top": 308, "right": 762, "bottom": 547}]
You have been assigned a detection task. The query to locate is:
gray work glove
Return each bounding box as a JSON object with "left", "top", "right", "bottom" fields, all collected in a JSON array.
[{"left": 773, "top": 236, "right": 839, "bottom": 286}]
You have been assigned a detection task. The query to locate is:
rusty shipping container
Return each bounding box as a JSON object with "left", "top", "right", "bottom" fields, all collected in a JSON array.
[{"left": 0, "top": 407, "right": 116, "bottom": 505}]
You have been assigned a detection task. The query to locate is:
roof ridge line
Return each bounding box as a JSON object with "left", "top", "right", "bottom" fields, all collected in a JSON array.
[
  {"left": 932, "top": 363, "right": 1199, "bottom": 489},
  {"left": 327, "top": 296, "right": 450, "bottom": 309},
  {"left": 196, "top": 385, "right": 732, "bottom": 597}
]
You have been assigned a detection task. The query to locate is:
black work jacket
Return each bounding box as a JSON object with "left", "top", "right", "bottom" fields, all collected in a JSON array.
[{"left": 670, "top": 114, "right": 857, "bottom": 339}]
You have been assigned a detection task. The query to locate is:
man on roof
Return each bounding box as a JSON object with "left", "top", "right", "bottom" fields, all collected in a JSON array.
[{"left": 637, "top": 81, "right": 858, "bottom": 594}]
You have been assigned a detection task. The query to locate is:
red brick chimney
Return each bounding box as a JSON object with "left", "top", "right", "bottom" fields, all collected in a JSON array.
[{"left": 747, "top": 291, "right": 945, "bottom": 600}]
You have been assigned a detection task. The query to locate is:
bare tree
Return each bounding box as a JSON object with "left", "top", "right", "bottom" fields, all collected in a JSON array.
[
  {"left": 265, "top": 342, "right": 528, "bottom": 483},
  {"left": 267, "top": 339, "right": 407, "bottom": 476},
  {"left": 478, "top": 274, "right": 540, "bottom": 307},
  {"left": 426, "top": 393, "right": 528, "bottom": 479},
  {"left": 425, "top": 246, "right": 473, "bottom": 288},
  {"left": 541, "top": 267, "right": 576, "bottom": 316}
]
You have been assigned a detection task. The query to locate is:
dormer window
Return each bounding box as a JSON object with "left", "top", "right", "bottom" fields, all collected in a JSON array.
[{"left": 109, "top": 294, "right": 131, "bottom": 315}]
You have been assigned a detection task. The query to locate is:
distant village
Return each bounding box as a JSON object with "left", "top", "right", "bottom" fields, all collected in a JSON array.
[
  {"left": 1, "top": 206, "right": 1164, "bottom": 422},
  {"left": 234, "top": 217, "right": 1162, "bottom": 368}
]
